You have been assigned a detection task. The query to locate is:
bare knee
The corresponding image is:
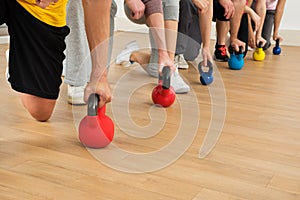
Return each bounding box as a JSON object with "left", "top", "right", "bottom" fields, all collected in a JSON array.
[
  {"left": 19, "top": 93, "right": 56, "bottom": 122},
  {"left": 232, "top": 0, "right": 246, "bottom": 10}
]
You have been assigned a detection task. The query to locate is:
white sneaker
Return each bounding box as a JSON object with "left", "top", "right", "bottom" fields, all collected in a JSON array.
[
  {"left": 116, "top": 40, "right": 139, "bottom": 67},
  {"left": 5, "top": 49, "right": 9, "bottom": 83},
  {"left": 67, "top": 85, "right": 86, "bottom": 105},
  {"left": 174, "top": 54, "right": 189, "bottom": 69},
  {"left": 171, "top": 66, "right": 190, "bottom": 94}
]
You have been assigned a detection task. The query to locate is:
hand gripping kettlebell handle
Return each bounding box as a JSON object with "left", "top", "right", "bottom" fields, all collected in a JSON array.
[{"left": 229, "top": 45, "right": 243, "bottom": 55}]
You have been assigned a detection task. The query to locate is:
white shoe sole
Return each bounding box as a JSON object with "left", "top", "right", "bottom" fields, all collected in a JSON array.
[{"left": 67, "top": 97, "right": 86, "bottom": 105}]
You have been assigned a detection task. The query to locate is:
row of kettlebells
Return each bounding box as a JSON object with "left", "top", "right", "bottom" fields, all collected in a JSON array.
[
  {"left": 78, "top": 40, "right": 282, "bottom": 149},
  {"left": 228, "top": 39, "right": 282, "bottom": 70}
]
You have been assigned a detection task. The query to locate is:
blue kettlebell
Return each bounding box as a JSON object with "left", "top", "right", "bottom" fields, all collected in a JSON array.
[
  {"left": 273, "top": 39, "right": 281, "bottom": 55},
  {"left": 228, "top": 46, "right": 244, "bottom": 70},
  {"left": 198, "top": 60, "right": 214, "bottom": 85}
]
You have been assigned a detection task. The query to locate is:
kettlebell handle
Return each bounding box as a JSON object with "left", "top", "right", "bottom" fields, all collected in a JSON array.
[
  {"left": 276, "top": 39, "right": 280, "bottom": 46},
  {"left": 87, "top": 93, "right": 100, "bottom": 116},
  {"left": 198, "top": 60, "right": 213, "bottom": 74},
  {"left": 257, "top": 41, "right": 263, "bottom": 48},
  {"left": 162, "top": 66, "right": 171, "bottom": 90}
]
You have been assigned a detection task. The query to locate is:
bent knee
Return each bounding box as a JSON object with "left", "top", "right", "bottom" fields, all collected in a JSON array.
[
  {"left": 232, "top": 0, "right": 246, "bottom": 8},
  {"left": 19, "top": 93, "right": 56, "bottom": 122},
  {"left": 30, "top": 111, "right": 53, "bottom": 122}
]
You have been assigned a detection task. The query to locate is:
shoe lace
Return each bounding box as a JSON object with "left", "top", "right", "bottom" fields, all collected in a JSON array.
[{"left": 218, "top": 46, "right": 227, "bottom": 56}]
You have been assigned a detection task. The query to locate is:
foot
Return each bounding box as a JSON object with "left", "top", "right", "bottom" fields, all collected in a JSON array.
[
  {"left": 174, "top": 54, "right": 189, "bottom": 69},
  {"left": 171, "top": 66, "right": 190, "bottom": 94},
  {"left": 214, "top": 44, "right": 229, "bottom": 62},
  {"left": 116, "top": 40, "right": 139, "bottom": 67},
  {"left": 263, "top": 41, "right": 271, "bottom": 51},
  {"left": 67, "top": 85, "right": 86, "bottom": 105}
]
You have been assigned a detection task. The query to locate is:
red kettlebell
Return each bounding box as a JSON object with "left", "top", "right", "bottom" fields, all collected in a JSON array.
[
  {"left": 79, "top": 94, "right": 114, "bottom": 148},
  {"left": 152, "top": 66, "right": 176, "bottom": 107}
]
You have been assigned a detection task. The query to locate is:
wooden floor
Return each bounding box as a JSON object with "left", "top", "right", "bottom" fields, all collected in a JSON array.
[{"left": 1, "top": 32, "right": 300, "bottom": 200}]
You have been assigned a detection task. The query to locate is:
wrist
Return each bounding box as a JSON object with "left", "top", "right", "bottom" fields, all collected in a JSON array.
[
  {"left": 158, "top": 49, "right": 169, "bottom": 57},
  {"left": 202, "top": 45, "right": 210, "bottom": 51},
  {"left": 90, "top": 69, "right": 108, "bottom": 83}
]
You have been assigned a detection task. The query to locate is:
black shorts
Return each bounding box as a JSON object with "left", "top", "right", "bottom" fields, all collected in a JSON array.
[
  {"left": 0, "top": 0, "right": 70, "bottom": 99},
  {"left": 212, "top": 0, "right": 230, "bottom": 22}
]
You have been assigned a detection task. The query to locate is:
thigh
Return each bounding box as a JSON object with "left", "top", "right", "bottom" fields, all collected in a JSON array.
[
  {"left": 183, "top": 18, "right": 201, "bottom": 61},
  {"left": 176, "top": 0, "right": 200, "bottom": 57},
  {"left": 8, "top": 2, "right": 70, "bottom": 99},
  {"left": 0, "top": 0, "right": 9, "bottom": 25},
  {"left": 213, "top": 0, "right": 230, "bottom": 22},
  {"left": 262, "top": 10, "right": 275, "bottom": 42}
]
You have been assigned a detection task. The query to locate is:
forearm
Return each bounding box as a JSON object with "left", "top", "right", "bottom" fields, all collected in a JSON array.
[
  {"left": 82, "top": 0, "right": 111, "bottom": 81},
  {"left": 254, "top": 0, "right": 266, "bottom": 38},
  {"left": 230, "top": 0, "right": 246, "bottom": 42},
  {"left": 199, "top": 0, "right": 213, "bottom": 49},
  {"left": 247, "top": 0, "right": 253, "bottom": 7},
  {"left": 244, "top": 5, "right": 252, "bottom": 15},
  {"left": 274, "top": 0, "right": 286, "bottom": 35},
  {"left": 147, "top": 13, "right": 168, "bottom": 55},
  {"left": 247, "top": 13, "right": 253, "bottom": 33}
]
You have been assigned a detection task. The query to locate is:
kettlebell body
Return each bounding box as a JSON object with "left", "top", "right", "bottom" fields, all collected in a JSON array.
[
  {"left": 228, "top": 46, "right": 244, "bottom": 70},
  {"left": 273, "top": 39, "right": 281, "bottom": 55},
  {"left": 79, "top": 94, "right": 114, "bottom": 148},
  {"left": 152, "top": 85, "right": 176, "bottom": 107},
  {"left": 253, "top": 42, "right": 266, "bottom": 61},
  {"left": 152, "top": 67, "right": 176, "bottom": 107},
  {"left": 198, "top": 60, "right": 214, "bottom": 85}
]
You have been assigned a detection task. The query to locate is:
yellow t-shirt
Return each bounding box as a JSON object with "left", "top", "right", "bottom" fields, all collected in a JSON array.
[{"left": 16, "top": 0, "right": 68, "bottom": 27}]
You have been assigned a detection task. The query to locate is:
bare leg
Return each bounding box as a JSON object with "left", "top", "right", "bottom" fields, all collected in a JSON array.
[
  {"left": 130, "top": 50, "right": 151, "bottom": 71},
  {"left": 19, "top": 93, "right": 56, "bottom": 122},
  {"left": 164, "top": 20, "right": 178, "bottom": 61},
  {"left": 216, "top": 20, "right": 229, "bottom": 45},
  {"left": 130, "top": 18, "right": 177, "bottom": 74},
  {"left": 230, "top": 0, "right": 246, "bottom": 51},
  {"left": 146, "top": 13, "right": 174, "bottom": 72}
]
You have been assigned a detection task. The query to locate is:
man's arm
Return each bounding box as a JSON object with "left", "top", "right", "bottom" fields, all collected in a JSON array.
[
  {"left": 196, "top": 0, "right": 213, "bottom": 66},
  {"left": 254, "top": 0, "right": 266, "bottom": 46},
  {"left": 82, "top": 0, "right": 112, "bottom": 107},
  {"left": 229, "top": 0, "right": 246, "bottom": 51},
  {"left": 273, "top": 0, "right": 286, "bottom": 41}
]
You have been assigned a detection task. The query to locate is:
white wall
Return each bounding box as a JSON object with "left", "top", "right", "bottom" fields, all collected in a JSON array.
[{"left": 280, "top": 0, "right": 300, "bottom": 30}]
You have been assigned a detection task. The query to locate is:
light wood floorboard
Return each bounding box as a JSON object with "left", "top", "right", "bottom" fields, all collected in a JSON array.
[{"left": 0, "top": 32, "right": 299, "bottom": 199}]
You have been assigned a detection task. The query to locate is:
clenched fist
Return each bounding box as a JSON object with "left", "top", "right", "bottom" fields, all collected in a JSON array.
[{"left": 36, "top": 0, "right": 58, "bottom": 9}]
